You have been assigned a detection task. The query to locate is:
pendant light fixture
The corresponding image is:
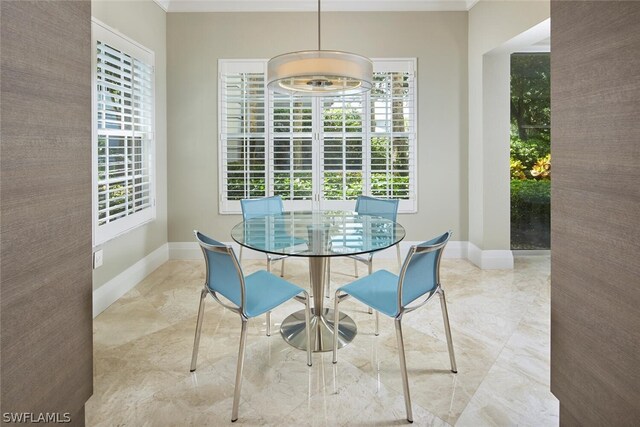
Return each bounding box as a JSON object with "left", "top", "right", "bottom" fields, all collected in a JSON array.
[{"left": 267, "top": 0, "right": 373, "bottom": 97}]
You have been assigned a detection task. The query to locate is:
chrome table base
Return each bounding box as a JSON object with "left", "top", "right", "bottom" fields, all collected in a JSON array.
[
  {"left": 280, "top": 255, "right": 357, "bottom": 352},
  {"left": 281, "top": 308, "right": 357, "bottom": 352}
]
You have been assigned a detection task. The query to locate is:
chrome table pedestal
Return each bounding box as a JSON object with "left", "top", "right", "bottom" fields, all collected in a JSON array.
[{"left": 281, "top": 256, "right": 357, "bottom": 352}]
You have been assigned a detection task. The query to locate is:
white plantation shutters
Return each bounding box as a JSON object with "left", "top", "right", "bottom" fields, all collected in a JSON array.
[
  {"left": 370, "top": 60, "right": 416, "bottom": 211},
  {"left": 270, "top": 93, "right": 314, "bottom": 207},
  {"left": 320, "top": 94, "right": 366, "bottom": 204},
  {"left": 93, "top": 21, "right": 156, "bottom": 245},
  {"left": 218, "top": 59, "right": 417, "bottom": 214},
  {"left": 218, "top": 61, "right": 268, "bottom": 213},
  {"left": 96, "top": 43, "right": 153, "bottom": 221}
]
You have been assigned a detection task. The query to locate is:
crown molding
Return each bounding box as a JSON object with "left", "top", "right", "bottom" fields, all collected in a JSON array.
[
  {"left": 164, "top": 0, "right": 480, "bottom": 13},
  {"left": 153, "top": 0, "right": 170, "bottom": 11}
]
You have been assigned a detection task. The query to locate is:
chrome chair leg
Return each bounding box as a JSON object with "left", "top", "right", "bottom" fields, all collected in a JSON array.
[
  {"left": 367, "top": 256, "right": 374, "bottom": 315},
  {"left": 438, "top": 288, "right": 458, "bottom": 373},
  {"left": 281, "top": 258, "right": 286, "bottom": 277},
  {"left": 266, "top": 311, "right": 271, "bottom": 336},
  {"left": 332, "top": 292, "right": 340, "bottom": 363},
  {"left": 231, "top": 318, "right": 248, "bottom": 422},
  {"left": 190, "top": 288, "right": 208, "bottom": 372},
  {"left": 375, "top": 310, "right": 380, "bottom": 336},
  {"left": 265, "top": 256, "right": 272, "bottom": 334},
  {"left": 303, "top": 292, "right": 313, "bottom": 366},
  {"left": 395, "top": 318, "right": 413, "bottom": 423}
]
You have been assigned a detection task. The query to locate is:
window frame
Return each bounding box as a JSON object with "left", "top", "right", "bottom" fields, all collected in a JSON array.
[
  {"left": 218, "top": 58, "right": 417, "bottom": 214},
  {"left": 91, "top": 19, "right": 156, "bottom": 247}
]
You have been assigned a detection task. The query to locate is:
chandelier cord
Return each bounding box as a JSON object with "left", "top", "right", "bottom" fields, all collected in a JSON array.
[{"left": 318, "top": 0, "right": 321, "bottom": 51}]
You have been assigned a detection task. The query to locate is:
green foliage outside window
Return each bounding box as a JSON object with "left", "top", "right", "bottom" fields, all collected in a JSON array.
[
  {"left": 510, "top": 135, "right": 550, "bottom": 178},
  {"left": 323, "top": 172, "right": 363, "bottom": 200}
]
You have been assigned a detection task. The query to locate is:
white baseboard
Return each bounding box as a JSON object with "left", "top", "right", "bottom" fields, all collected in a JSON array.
[
  {"left": 362, "top": 240, "right": 467, "bottom": 260},
  {"left": 93, "top": 238, "right": 517, "bottom": 318},
  {"left": 442, "top": 240, "right": 468, "bottom": 259},
  {"left": 92, "top": 243, "right": 169, "bottom": 318},
  {"left": 169, "top": 241, "right": 514, "bottom": 269},
  {"left": 168, "top": 240, "right": 475, "bottom": 262},
  {"left": 467, "top": 242, "right": 514, "bottom": 269},
  {"left": 513, "top": 249, "right": 550, "bottom": 257},
  {"left": 168, "top": 241, "right": 202, "bottom": 260},
  {"left": 169, "top": 241, "right": 268, "bottom": 260},
  {"left": 94, "top": 239, "right": 515, "bottom": 317}
]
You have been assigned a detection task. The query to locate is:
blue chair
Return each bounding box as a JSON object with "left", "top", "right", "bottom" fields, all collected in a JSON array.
[
  {"left": 240, "top": 195, "right": 306, "bottom": 277},
  {"left": 331, "top": 231, "right": 457, "bottom": 424},
  {"left": 327, "top": 195, "right": 401, "bottom": 314},
  {"left": 190, "top": 231, "right": 312, "bottom": 422}
]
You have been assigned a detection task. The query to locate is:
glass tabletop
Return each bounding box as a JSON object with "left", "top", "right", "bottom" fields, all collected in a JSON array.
[{"left": 231, "top": 210, "right": 405, "bottom": 257}]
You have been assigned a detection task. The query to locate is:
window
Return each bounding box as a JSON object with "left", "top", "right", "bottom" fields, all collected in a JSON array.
[
  {"left": 92, "top": 20, "right": 155, "bottom": 245},
  {"left": 219, "top": 59, "right": 416, "bottom": 213}
]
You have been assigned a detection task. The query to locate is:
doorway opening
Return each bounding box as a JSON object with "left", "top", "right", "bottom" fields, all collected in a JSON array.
[{"left": 510, "top": 52, "right": 551, "bottom": 250}]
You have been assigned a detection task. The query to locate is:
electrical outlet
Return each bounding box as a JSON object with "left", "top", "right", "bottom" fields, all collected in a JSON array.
[{"left": 93, "top": 249, "right": 104, "bottom": 269}]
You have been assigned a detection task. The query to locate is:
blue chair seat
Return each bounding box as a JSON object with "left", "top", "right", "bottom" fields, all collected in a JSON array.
[
  {"left": 244, "top": 270, "right": 303, "bottom": 318},
  {"left": 338, "top": 270, "right": 400, "bottom": 317}
]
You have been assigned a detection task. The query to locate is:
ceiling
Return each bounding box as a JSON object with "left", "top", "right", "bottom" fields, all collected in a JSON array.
[
  {"left": 154, "top": 0, "right": 480, "bottom": 13},
  {"left": 516, "top": 36, "right": 551, "bottom": 53}
]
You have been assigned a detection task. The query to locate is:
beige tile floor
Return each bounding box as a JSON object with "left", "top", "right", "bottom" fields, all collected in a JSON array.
[{"left": 87, "top": 255, "right": 558, "bottom": 426}]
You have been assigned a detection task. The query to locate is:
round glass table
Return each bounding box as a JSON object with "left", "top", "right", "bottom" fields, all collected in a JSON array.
[{"left": 231, "top": 210, "right": 405, "bottom": 352}]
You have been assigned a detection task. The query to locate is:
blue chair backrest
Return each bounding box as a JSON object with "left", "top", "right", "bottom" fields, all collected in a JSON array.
[
  {"left": 241, "top": 195, "right": 284, "bottom": 220},
  {"left": 195, "top": 231, "right": 244, "bottom": 310},
  {"left": 355, "top": 195, "right": 399, "bottom": 222},
  {"left": 399, "top": 231, "right": 451, "bottom": 308}
]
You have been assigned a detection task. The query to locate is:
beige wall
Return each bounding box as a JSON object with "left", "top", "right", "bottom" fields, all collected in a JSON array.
[
  {"left": 468, "top": 0, "right": 549, "bottom": 250},
  {"left": 167, "top": 11, "right": 468, "bottom": 243},
  {"left": 92, "top": 0, "right": 168, "bottom": 290}
]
